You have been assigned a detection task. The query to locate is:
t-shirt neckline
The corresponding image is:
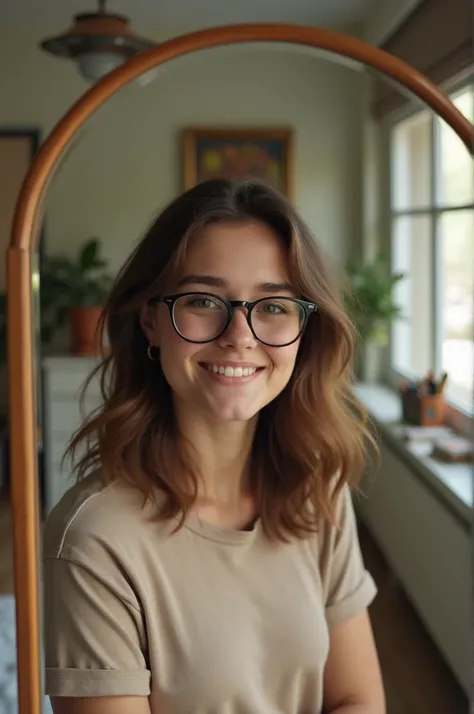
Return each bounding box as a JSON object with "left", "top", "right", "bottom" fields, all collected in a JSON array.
[{"left": 183, "top": 511, "right": 262, "bottom": 545}]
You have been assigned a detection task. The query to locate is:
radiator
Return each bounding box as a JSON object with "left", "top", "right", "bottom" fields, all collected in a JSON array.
[{"left": 355, "top": 439, "right": 471, "bottom": 693}]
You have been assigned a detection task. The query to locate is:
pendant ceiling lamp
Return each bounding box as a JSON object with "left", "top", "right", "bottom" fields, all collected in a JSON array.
[{"left": 40, "top": 0, "right": 155, "bottom": 82}]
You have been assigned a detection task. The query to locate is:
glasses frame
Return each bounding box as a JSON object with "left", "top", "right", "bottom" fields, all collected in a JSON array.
[{"left": 149, "top": 291, "right": 317, "bottom": 347}]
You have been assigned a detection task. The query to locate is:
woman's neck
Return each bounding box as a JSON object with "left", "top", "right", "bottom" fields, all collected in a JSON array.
[{"left": 174, "top": 400, "right": 257, "bottom": 505}]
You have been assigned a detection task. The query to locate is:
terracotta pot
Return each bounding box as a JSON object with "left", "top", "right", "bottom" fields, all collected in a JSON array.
[{"left": 69, "top": 305, "right": 106, "bottom": 356}]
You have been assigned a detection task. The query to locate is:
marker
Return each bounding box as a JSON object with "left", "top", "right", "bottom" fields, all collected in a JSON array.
[
  {"left": 437, "top": 372, "right": 448, "bottom": 395},
  {"left": 426, "top": 370, "right": 437, "bottom": 395}
]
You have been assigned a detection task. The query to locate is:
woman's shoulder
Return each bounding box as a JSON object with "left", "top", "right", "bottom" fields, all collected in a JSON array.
[{"left": 42, "top": 471, "right": 169, "bottom": 562}]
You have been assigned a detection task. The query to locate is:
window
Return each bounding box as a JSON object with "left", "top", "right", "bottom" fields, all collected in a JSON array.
[{"left": 390, "top": 85, "right": 474, "bottom": 412}]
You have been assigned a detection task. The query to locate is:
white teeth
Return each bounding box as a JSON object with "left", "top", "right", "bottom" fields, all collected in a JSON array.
[{"left": 205, "top": 364, "right": 257, "bottom": 378}]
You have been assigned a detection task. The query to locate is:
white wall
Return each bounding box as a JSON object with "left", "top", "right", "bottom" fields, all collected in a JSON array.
[{"left": 0, "top": 28, "right": 367, "bottom": 274}]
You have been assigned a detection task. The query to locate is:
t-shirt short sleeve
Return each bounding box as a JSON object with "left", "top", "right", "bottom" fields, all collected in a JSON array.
[
  {"left": 319, "top": 484, "right": 377, "bottom": 626},
  {"left": 43, "top": 553, "right": 151, "bottom": 697}
]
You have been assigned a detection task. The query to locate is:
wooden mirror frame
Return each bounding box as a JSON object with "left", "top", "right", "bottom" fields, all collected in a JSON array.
[{"left": 7, "top": 23, "right": 474, "bottom": 714}]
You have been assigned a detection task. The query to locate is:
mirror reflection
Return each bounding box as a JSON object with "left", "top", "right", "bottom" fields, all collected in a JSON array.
[{"left": 0, "top": 2, "right": 472, "bottom": 714}]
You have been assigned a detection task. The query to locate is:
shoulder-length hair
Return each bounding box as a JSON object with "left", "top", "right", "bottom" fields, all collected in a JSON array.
[{"left": 66, "top": 178, "right": 376, "bottom": 541}]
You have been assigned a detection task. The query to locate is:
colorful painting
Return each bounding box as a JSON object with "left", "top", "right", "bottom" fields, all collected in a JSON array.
[{"left": 183, "top": 128, "right": 292, "bottom": 197}]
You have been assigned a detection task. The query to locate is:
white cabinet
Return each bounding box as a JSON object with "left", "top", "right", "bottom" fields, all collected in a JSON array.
[{"left": 42, "top": 356, "right": 102, "bottom": 514}]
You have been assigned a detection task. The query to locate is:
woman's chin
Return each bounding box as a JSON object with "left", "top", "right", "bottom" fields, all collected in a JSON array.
[{"left": 202, "top": 397, "right": 262, "bottom": 424}]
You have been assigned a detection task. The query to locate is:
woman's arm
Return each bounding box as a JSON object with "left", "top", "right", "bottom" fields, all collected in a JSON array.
[
  {"left": 322, "top": 610, "right": 386, "bottom": 714},
  {"left": 50, "top": 696, "right": 151, "bottom": 714}
]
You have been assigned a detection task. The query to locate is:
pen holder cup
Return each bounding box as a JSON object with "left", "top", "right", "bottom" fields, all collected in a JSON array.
[{"left": 401, "top": 391, "right": 446, "bottom": 426}]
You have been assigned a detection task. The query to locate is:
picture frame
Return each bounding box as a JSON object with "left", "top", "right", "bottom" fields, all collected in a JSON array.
[{"left": 182, "top": 127, "right": 293, "bottom": 197}]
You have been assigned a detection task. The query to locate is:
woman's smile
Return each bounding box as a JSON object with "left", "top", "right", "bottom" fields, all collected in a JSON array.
[{"left": 198, "top": 361, "right": 265, "bottom": 384}]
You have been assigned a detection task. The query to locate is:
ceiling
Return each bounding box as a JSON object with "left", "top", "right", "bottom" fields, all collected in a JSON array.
[{"left": 0, "top": 0, "right": 376, "bottom": 31}]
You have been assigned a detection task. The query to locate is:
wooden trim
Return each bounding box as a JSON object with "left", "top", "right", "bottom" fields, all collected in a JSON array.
[
  {"left": 6, "top": 22, "right": 474, "bottom": 714},
  {"left": 182, "top": 126, "right": 293, "bottom": 198},
  {"left": 7, "top": 248, "right": 42, "bottom": 714},
  {"left": 0, "top": 128, "right": 43, "bottom": 714}
]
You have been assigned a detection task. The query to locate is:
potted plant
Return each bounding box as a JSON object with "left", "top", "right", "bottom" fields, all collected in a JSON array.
[
  {"left": 344, "top": 251, "right": 405, "bottom": 381},
  {"left": 40, "top": 237, "right": 113, "bottom": 356}
]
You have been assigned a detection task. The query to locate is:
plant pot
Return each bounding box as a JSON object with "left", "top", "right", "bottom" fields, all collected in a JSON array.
[
  {"left": 357, "top": 341, "right": 383, "bottom": 383},
  {"left": 69, "top": 306, "right": 105, "bottom": 356}
]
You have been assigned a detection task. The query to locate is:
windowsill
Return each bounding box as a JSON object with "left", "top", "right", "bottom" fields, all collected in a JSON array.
[
  {"left": 354, "top": 382, "right": 472, "bottom": 529},
  {"left": 389, "top": 367, "right": 474, "bottom": 421}
]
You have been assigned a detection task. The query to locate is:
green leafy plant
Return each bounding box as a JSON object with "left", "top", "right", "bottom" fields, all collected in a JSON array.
[
  {"left": 344, "top": 252, "right": 405, "bottom": 347},
  {"left": 40, "top": 237, "right": 113, "bottom": 344}
]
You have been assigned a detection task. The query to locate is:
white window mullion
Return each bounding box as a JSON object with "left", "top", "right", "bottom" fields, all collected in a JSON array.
[
  {"left": 433, "top": 211, "right": 444, "bottom": 374},
  {"left": 432, "top": 115, "right": 443, "bottom": 374}
]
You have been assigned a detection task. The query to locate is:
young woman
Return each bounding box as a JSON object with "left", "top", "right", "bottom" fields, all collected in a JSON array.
[{"left": 43, "top": 178, "right": 385, "bottom": 714}]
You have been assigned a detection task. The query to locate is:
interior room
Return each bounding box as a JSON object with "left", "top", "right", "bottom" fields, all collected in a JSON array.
[{"left": 0, "top": 1, "right": 472, "bottom": 713}]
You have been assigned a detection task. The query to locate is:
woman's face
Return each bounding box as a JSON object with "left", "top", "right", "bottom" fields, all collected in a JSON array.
[{"left": 141, "top": 221, "right": 302, "bottom": 423}]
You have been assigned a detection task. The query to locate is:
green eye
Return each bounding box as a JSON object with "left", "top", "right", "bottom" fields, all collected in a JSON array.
[
  {"left": 181, "top": 295, "right": 225, "bottom": 310},
  {"left": 259, "top": 302, "right": 289, "bottom": 315},
  {"left": 192, "top": 299, "right": 219, "bottom": 308}
]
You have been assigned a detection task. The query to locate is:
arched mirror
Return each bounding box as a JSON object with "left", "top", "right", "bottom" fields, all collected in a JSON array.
[{"left": 3, "top": 15, "right": 473, "bottom": 714}]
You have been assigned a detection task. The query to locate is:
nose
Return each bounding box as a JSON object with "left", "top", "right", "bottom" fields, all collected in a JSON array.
[{"left": 216, "top": 306, "right": 257, "bottom": 349}]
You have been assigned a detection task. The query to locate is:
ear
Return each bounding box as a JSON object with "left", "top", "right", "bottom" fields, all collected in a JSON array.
[{"left": 139, "top": 302, "right": 160, "bottom": 347}]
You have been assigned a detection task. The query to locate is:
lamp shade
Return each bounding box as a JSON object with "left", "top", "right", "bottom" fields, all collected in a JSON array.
[{"left": 40, "top": 3, "right": 155, "bottom": 82}]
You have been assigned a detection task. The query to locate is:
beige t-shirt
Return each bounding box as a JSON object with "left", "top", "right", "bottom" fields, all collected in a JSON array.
[{"left": 43, "top": 473, "right": 377, "bottom": 713}]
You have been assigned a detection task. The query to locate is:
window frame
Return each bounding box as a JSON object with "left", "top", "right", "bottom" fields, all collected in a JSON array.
[{"left": 387, "top": 78, "right": 474, "bottom": 428}]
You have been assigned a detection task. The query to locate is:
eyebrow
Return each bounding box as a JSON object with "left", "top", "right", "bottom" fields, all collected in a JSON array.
[{"left": 177, "top": 274, "right": 294, "bottom": 293}]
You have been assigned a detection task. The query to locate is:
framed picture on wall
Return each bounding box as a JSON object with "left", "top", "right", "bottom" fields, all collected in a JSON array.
[{"left": 182, "top": 127, "right": 293, "bottom": 197}]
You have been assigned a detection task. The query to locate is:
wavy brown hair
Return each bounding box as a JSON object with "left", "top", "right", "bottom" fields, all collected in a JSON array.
[{"left": 66, "top": 178, "right": 377, "bottom": 541}]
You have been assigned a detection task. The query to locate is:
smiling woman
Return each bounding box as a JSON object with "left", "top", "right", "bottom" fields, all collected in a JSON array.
[{"left": 42, "top": 178, "right": 385, "bottom": 714}]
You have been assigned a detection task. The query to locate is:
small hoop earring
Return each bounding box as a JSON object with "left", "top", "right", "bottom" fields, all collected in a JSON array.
[{"left": 147, "top": 344, "right": 160, "bottom": 362}]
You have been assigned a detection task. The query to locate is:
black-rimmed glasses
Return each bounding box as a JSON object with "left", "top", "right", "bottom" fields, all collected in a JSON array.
[{"left": 149, "top": 292, "right": 317, "bottom": 347}]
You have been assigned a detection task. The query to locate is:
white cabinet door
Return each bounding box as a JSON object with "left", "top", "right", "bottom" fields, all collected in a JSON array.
[{"left": 42, "top": 357, "right": 102, "bottom": 514}]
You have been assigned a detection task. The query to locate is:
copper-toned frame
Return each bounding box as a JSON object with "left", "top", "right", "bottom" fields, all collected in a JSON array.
[
  {"left": 183, "top": 126, "right": 294, "bottom": 197},
  {"left": 7, "top": 23, "right": 474, "bottom": 714}
]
